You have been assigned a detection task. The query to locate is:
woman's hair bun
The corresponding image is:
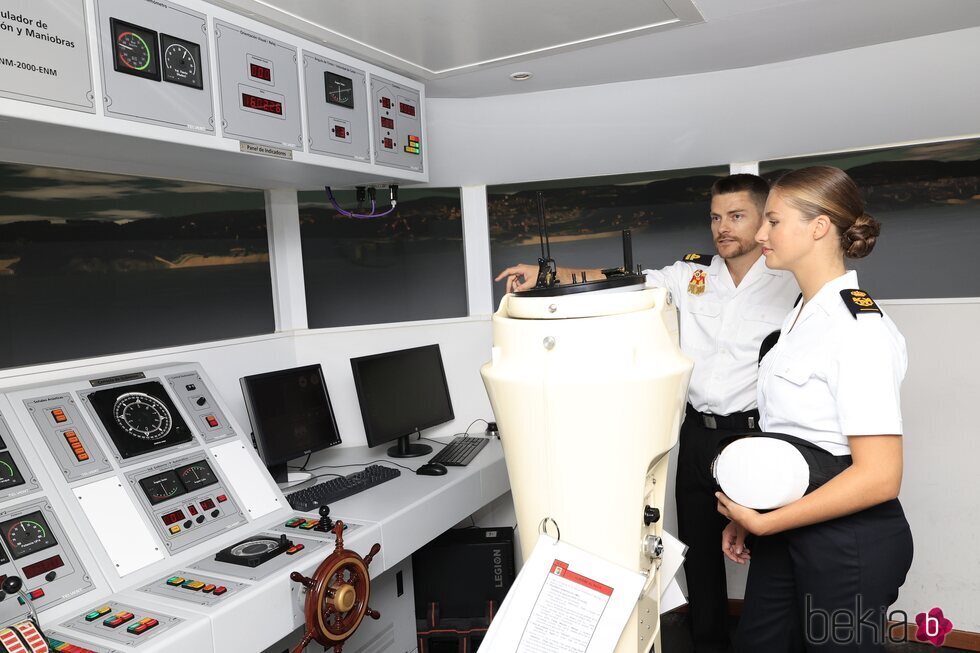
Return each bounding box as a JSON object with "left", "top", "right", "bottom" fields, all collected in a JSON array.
[{"left": 841, "top": 213, "right": 881, "bottom": 259}]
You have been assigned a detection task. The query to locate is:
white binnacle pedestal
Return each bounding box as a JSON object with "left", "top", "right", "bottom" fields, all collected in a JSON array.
[{"left": 481, "top": 285, "right": 693, "bottom": 653}]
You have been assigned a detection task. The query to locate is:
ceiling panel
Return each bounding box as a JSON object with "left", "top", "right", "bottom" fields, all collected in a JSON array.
[{"left": 208, "top": 0, "right": 980, "bottom": 98}]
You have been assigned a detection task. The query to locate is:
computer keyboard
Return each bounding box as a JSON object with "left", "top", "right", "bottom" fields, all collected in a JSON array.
[
  {"left": 429, "top": 436, "right": 489, "bottom": 467},
  {"left": 286, "top": 464, "right": 401, "bottom": 511}
]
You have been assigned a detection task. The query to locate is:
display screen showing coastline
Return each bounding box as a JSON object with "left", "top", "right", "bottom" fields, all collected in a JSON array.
[{"left": 0, "top": 1, "right": 94, "bottom": 111}]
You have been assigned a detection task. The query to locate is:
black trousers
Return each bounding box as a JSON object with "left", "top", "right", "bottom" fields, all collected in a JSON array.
[
  {"left": 736, "top": 499, "right": 914, "bottom": 652},
  {"left": 676, "top": 409, "right": 756, "bottom": 652}
]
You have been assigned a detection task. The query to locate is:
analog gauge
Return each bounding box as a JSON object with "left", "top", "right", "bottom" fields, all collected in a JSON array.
[
  {"left": 113, "top": 392, "right": 172, "bottom": 441},
  {"left": 0, "top": 511, "right": 58, "bottom": 560},
  {"left": 110, "top": 18, "right": 160, "bottom": 82},
  {"left": 177, "top": 461, "right": 218, "bottom": 490},
  {"left": 116, "top": 30, "right": 152, "bottom": 71},
  {"left": 139, "top": 471, "right": 185, "bottom": 505},
  {"left": 161, "top": 34, "right": 204, "bottom": 90},
  {"left": 325, "top": 72, "right": 355, "bottom": 109},
  {"left": 165, "top": 43, "right": 194, "bottom": 78},
  {"left": 0, "top": 451, "right": 25, "bottom": 490}
]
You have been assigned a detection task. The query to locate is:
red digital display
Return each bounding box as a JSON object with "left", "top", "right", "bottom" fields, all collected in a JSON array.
[
  {"left": 23, "top": 555, "right": 64, "bottom": 580},
  {"left": 381, "top": 117, "right": 395, "bottom": 130},
  {"left": 162, "top": 510, "right": 185, "bottom": 526},
  {"left": 399, "top": 102, "right": 416, "bottom": 117},
  {"left": 200, "top": 498, "right": 216, "bottom": 511},
  {"left": 250, "top": 63, "right": 272, "bottom": 82},
  {"left": 380, "top": 97, "right": 391, "bottom": 109},
  {"left": 334, "top": 126, "right": 347, "bottom": 139},
  {"left": 383, "top": 137, "right": 393, "bottom": 149},
  {"left": 242, "top": 93, "right": 283, "bottom": 115}
]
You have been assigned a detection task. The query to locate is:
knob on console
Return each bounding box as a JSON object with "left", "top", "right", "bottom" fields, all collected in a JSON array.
[
  {"left": 2, "top": 576, "right": 23, "bottom": 595},
  {"left": 643, "top": 505, "right": 661, "bottom": 526},
  {"left": 315, "top": 505, "right": 334, "bottom": 532}
]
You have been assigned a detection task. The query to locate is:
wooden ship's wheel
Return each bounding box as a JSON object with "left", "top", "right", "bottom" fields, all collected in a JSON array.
[{"left": 290, "top": 521, "right": 382, "bottom": 653}]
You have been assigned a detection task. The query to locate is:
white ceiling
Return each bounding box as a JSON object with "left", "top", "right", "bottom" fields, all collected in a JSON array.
[{"left": 208, "top": 0, "right": 980, "bottom": 98}]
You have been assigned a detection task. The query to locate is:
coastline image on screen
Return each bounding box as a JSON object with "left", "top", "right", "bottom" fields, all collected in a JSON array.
[
  {"left": 350, "top": 344, "right": 454, "bottom": 458},
  {"left": 240, "top": 364, "right": 342, "bottom": 482}
]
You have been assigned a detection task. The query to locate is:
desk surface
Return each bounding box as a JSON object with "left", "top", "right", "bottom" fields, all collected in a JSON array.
[{"left": 283, "top": 435, "right": 510, "bottom": 575}]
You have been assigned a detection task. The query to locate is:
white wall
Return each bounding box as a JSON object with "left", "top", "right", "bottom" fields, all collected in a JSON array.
[
  {"left": 290, "top": 318, "right": 494, "bottom": 451},
  {"left": 426, "top": 26, "right": 980, "bottom": 186},
  {"left": 426, "top": 27, "right": 980, "bottom": 632}
]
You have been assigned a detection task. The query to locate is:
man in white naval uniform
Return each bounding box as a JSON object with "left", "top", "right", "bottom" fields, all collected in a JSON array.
[{"left": 496, "top": 174, "right": 800, "bottom": 652}]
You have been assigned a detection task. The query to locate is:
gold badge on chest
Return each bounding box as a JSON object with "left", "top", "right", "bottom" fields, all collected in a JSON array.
[{"left": 688, "top": 269, "right": 707, "bottom": 295}]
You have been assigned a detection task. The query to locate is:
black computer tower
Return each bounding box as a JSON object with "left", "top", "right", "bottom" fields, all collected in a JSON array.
[{"left": 414, "top": 526, "right": 515, "bottom": 652}]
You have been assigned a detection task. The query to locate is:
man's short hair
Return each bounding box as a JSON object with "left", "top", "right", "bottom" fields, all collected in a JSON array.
[{"left": 711, "top": 174, "right": 770, "bottom": 213}]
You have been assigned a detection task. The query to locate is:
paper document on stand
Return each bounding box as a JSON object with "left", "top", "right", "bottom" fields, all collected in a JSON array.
[{"left": 481, "top": 534, "right": 646, "bottom": 653}]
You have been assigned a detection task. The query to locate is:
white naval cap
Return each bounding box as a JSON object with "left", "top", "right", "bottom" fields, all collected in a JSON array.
[{"left": 712, "top": 437, "right": 811, "bottom": 510}]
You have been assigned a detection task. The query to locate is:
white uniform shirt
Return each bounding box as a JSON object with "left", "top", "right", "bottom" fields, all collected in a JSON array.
[
  {"left": 644, "top": 254, "right": 799, "bottom": 415},
  {"left": 758, "top": 270, "right": 907, "bottom": 456}
]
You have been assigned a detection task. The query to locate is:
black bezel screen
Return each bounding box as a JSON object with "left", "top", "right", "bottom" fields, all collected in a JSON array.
[
  {"left": 110, "top": 18, "right": 161, "bottom": 82},
  {"left": 1, "top": 511, "right": 58, "bottom": 560},
  {"left": 160, "top": 33, "right": 204, "bottom": 90},
  {"left": 86, "top": 381, "right": 194, "bottom": 459},
  {"left": 324, "top": 72, "right": 354, "bottom": 109},
  {"left": 176, "top": 460, "right": 219, "bottom": 491},
  {"left": 139, "top": 470, "right": 186, "bottom": 505},
  {"left": 0, "top": 451, "right": 25, "bottom": 490}
]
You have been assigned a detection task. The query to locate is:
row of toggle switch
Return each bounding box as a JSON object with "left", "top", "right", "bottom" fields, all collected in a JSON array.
[{"left": 165, "top": 576, "right": 227, "bottom": 595}]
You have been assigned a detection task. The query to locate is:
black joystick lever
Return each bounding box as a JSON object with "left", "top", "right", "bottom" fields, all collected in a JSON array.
[
  {"left": 3, "top": 576, "right": 23, "bottom": 595},
  {"left": 315, "top": 505, "right": 334, "bottom": 532}
]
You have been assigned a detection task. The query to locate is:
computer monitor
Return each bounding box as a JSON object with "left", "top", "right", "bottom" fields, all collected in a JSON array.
[
  {"left": 240, "top": 364, "right": 342, "bottom": 483},
  {"left": 350, "top": 344, "right": 455, "bottom": 458}
]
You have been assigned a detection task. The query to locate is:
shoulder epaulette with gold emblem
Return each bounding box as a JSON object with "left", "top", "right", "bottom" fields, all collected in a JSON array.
[
  {"left": 840, "top": 289, "right": 882, "bottom": 318},
  {"left": 682, "top": 253, "right": 713, "bottom": 265}
]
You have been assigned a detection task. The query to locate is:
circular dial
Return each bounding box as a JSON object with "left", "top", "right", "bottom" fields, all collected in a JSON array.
[
  {"left": 178, "top": 464, "right": 215, "bottom": 488},
  {"left": 113, "top": 392, "right": 172, "bottom": 440},
  {"left": 6, "top": 520, "right": 47, "bottom": 553},
  {"left": 231, "top": 539, "right": 278, "bottom": 558},
  {"left": 116, "top": 31, "right": 152, "bottom": 71},
  {"left": 164, "top": 43, "right": 196, "bottom": 79},
  {"left": 145, "top": 475, "right": 182, "bottom": 502}
]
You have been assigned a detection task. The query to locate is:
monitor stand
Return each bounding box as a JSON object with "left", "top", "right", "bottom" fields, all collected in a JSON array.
[
  {"left": 268, "top": 462, "right": 313, "bottom": 488},
  {"left": 388, "top": 433, "right": 432, "bottom": 458}
]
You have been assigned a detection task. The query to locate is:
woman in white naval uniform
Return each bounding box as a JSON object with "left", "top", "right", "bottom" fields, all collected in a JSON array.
[{"left": 715, "top": 166, "right": 914, "bottom": 652}]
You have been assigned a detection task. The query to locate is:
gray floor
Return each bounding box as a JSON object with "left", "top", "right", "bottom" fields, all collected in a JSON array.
[{"left": 659, "top": 611, "right": 969, "bottom": 652}]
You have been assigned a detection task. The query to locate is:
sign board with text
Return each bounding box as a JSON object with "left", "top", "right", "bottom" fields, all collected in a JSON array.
[{"left": 0, "top": 0, "right": 95, "bottom": 112}]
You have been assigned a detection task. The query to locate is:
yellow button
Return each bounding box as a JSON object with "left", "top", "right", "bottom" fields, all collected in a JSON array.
[{"left": 169, "top": 525, "right": 181, "bottom": 534}]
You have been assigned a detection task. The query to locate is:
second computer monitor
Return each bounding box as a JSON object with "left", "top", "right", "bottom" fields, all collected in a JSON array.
[
  {"left": 240, "top": 364, "right": 342, "bottom": 482},
  {"left": 350, "top": 344, "right": 455, "bottom": 458}
]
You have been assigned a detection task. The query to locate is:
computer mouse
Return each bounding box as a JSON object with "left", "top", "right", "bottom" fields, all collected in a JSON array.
[{"left": 416, "top": 462, "right": 448, "bottom": 476}]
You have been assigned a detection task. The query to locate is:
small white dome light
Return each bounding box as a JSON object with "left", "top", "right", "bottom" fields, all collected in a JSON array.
[{"left": 509, "top": 71, "right": 533, "bottom": 81}]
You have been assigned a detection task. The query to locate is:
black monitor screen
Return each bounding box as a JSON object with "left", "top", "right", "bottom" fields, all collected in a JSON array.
[
  {"left": 351, "top": 344, "right": 454, "bottom": 449},
  {"left": 240, "top": 365, "right": 341, "bottom": 472}
]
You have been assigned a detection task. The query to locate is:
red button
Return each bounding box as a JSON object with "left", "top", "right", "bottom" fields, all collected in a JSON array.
[
  {"left": 216, "top": 495, "right": 227, "bottom": 503},
  {"left": 205, "top": 415, "right": 219, "bottom": 428},
  {"left": 29, "top": 588, "right": 44, "bottom": 599},
  {"left": 52, "top": 409, "right": 67, "bottom": 423},
  {"left": 213, "top": 586, "right": 227, "bottom": 596}
]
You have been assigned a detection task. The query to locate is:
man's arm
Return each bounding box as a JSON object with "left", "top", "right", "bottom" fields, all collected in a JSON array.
[{"left": 494, "top": 263, "right": 603, "bottom": 293}]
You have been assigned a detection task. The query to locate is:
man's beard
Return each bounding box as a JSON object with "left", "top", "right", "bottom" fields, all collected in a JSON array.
[{"left": 716, "top": 237, "right": 755, "bottom": 259}]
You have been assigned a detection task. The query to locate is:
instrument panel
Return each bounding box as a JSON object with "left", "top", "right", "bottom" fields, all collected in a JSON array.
[
  {"left": 82, "top": 381, "right": 195, "bottom": 464},
  {"left": 127, "top": 454, "right": 245, "bottom": 554},
  {"left": 0, "top": 362, "right": 408, "bottom": 653}
]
